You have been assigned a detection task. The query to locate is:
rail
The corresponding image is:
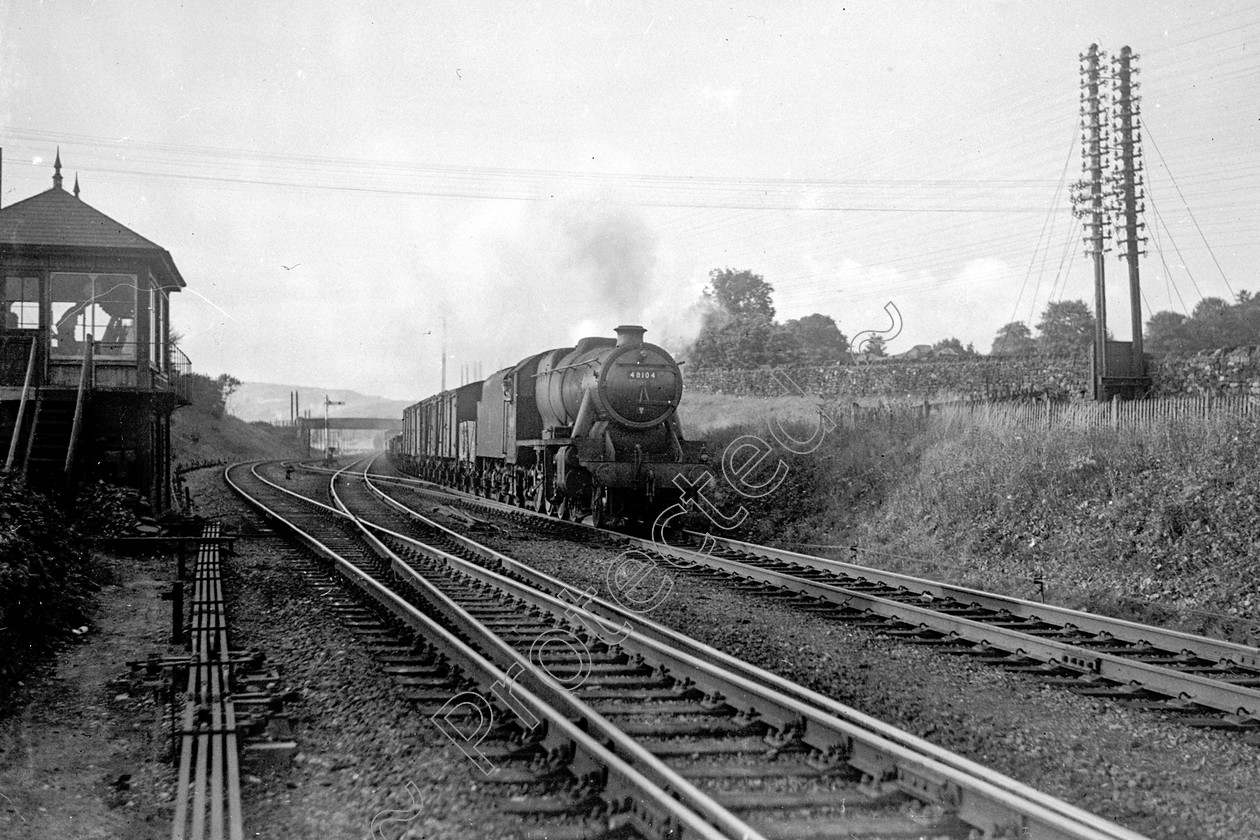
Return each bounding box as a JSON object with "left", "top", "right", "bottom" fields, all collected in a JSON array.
[
  {"left": 4, "top": 333, "right": 38, "bottom": 472},
  {"left": 272, "top": 457, "right": 1151, "bottom": 839},
  {"left": 63, "top": 337, "right": 94, "bottom": 475},
  {"left": 381, "top": 460, "right": 1260, "bottom": 726},
  {"left": 227, "top": 461, "right": 733, "bottom": 840},
  {"left": 171, "top": 521, "right": 245, "bottom": 840}
]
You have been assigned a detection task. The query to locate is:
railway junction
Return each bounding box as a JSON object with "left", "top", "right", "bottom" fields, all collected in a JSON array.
[
  {"left": 1, "top": 152, "right": 1257, "bottom": 839},
  {"left": 45, "top": 453, "right": 1250, "bottom": 840},
  {"left": 2, "top": 9, "right": 1259, "bottom": 840}
]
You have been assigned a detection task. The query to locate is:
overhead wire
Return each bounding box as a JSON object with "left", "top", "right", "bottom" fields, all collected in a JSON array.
[
  {"left": 1011, "top": 132, "right": 1078, "bottom": 325},
  {"left": 1144, "top": 124, "right": 1238, "bottom": 300},
  {"left": 2, "top": 8, "right": 1252, "bottom": 325}
]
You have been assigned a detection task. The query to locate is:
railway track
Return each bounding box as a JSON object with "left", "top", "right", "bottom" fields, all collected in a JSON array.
[
  {"left": 241, "top": 457, "right": 1149, "bottom": 840},
  {"left": 374, "top": 461, "right": 1260, "bottom": 733}
]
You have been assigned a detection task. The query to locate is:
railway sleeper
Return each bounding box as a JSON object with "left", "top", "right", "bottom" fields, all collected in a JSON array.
[
  {"left": 612, "top": 717, "right": 761, "bottom": 739},
  {"left": 672, "top": 759, "right": 836, "bottom": 780},
  {"left": 1180, "top": 714, "right": 1260, "bottom": 731},
  {"left": 586, "top": 700, "right": 735, "bottom": 717}
]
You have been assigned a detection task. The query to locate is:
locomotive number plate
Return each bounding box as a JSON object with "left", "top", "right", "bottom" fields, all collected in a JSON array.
[{"left": 627, "top": 370, "right": 658, "bottom": 379}]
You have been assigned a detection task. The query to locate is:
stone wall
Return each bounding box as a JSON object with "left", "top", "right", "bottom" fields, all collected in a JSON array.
[
  {"left": 684, "top": 347, "right": 1260, "bottom": 402},
  {"left": 685, "top": 355, "right": 1090, "bottom": 402},
  {"left": 1149, "top": 346, "right": 1260, "bottom": 397}
]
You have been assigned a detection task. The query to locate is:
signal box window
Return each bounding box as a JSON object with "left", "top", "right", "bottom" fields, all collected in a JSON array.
[
  {"left": 50, "top": 272, "right": 138, "bottom": 358},
  {"left": 3, "top": 277, "right": 40, "bottom": 329}
]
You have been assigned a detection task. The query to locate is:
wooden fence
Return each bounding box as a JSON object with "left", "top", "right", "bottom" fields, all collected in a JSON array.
[{"left": 929, "top": 393, "right": 1258, "bottom": 432}]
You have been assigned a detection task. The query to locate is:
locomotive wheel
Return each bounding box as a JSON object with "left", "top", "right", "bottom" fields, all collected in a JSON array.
[
  {"left": 591, "top": 487, "right": 608, "bottom": 529},
  {"left": 530, "top": 484, "right": 547, "bottom": 513}
]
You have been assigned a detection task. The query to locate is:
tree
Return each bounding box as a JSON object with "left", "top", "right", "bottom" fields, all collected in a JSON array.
[
  {"left": 932, "top": 337, "right": 975, "bottom": 356},
  {"left": 690, "top": 316, "right": 777, "bottom": 369},
  {"left": 1235, "top": 291, "right": 1260, "bottom": 344},
  {"left": 183, "top": 373, "right": 228, "bottom": 417},
  {"left": 782, "top": 313, "right": 849, "bottom": 364},
  {"left": 690, "top": 268, "right": 779, "bottom": 369},
  {"left": 1144, "top": 311, "right": 1192, "bottom": 355},
  {"left": 765, "top": 324, "right": 805, "bottom": 366},
  {"left": 704, "top": 268, "right": 776, "bottom": 322},
  {"left": 991, "top": 322, "right": 1035, "bottom": 356},
  {"left": 217, "top": 374, "right": 243, "bottom": 416},
  {"left": 1143, "top": 290, "right": 1260, "bottom": 354},
  {"left": 1035, "top": 300, "right": 1095, "bottom": 355},
  {"left": 1189, "top": 297, "right": 1234, "bottom": 349}
]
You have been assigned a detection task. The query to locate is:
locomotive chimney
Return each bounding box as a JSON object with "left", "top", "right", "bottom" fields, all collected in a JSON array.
[{"left": 615, "top": 324, "right": 646, "bottom": 347}]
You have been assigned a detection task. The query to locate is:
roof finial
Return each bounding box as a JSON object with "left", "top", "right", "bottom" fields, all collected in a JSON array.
[
  {"left": 74, "top": 172, "right": 80, "bottom": 198},
  {"left": 53, "top": 147, "right": 63, "bottom": 189}
]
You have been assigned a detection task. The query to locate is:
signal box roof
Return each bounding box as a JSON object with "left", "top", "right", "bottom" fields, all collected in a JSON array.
[{"left": 0, "top": 175, "right": 186, "bottom": 289}]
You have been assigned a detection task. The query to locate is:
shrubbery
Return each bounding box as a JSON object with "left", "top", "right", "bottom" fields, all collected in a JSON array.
[
  {"left": 681, "top": 395, "right": 928, "bottom": 547},
  {"left": 0, "top": 480, "right": 99, "bottom": 703},
  {"left": 682, "top": 391, "right": 1260, "bottom": 642},
  {"left": 859, "top": 411, "right": 1260, "bottom": 639}
]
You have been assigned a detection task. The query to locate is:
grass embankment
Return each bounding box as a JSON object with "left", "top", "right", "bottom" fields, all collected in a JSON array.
[
  {"left": 171, "top": 404, "right": 306, "bottom": 470},
  {"left": 680, "top": 390, "right": 1260, "bottom": 642}
]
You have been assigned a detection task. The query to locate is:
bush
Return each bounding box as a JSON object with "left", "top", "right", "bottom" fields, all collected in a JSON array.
[
  {"left": 859, "top": 411, "right": 1260, "bottom": 640},
  {"left": 682, "top": 396, "right": 928, "bottom": 547},
  {"left": 680, "top": 391, "right": 1260, "bottom": 643},
  {"left": 0, "top": 479, "right": 99, "bottom": 703}
]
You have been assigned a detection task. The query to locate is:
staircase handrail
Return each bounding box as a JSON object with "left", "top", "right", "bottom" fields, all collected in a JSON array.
[
  {"left": 64, "top": 338, "right": 94, "bottom": 475},
  {"left": 4, "top": 334, "right": 39, "bottom": 473}
]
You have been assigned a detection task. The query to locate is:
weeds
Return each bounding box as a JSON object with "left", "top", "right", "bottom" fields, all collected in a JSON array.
[{"left": 681, "top": 389, "right": 1260, "bottom": 643}]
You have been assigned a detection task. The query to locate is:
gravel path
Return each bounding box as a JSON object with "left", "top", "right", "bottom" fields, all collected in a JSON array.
[
  {"left": 460, "top": 519, "right": 1260, "bottom": 840},
  {"left": 0, "top": 552, "right": 174, "bottom": 840}
]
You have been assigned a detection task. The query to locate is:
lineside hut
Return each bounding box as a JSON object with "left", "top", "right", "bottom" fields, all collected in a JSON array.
[{"left": 0, "top": 152, "right": 190, "bottom": 514}]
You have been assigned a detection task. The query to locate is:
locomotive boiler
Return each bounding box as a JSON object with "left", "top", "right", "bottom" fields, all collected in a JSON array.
[{"left": 394, "top": 325, "right": 709, "bottom": 526}]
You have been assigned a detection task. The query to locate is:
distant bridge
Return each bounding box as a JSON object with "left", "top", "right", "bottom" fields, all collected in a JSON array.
[
  {"left": 296, "top": 417, "right": 402, "bottom": 432},
  {"left": 296, "top": 417, "right": 401, "bottom": 454}
]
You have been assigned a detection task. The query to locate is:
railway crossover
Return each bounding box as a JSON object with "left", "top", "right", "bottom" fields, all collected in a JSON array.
[
  {"left": 382, "top": 460, "right": 1260, "bottom": 732},
  {"left": 231, "top": 457, "right": 1150, "bottom": 840}
]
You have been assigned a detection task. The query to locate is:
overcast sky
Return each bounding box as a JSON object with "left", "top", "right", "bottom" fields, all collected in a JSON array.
[{"left": 2, "top": 1, "right": 1256, "bottom": 400}]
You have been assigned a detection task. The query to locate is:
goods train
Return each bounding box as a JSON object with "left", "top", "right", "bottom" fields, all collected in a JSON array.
[{"left": 388, "top": 325, "right": 710, "bottom": 526}]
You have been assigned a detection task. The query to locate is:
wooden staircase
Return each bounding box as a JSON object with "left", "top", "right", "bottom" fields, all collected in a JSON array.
[
  {"left": 22, "top": 393, "right": 78, "bottom": 481},
  {"left": 2, "top": 337, "right": 94, "bottom": 494}
]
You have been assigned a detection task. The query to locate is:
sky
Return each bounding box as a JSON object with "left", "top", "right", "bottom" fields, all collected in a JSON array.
[{"left": 1, "top": 1, "right": 1256, "bottom": 403}]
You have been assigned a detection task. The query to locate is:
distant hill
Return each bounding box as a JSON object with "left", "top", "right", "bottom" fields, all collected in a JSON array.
[{"left": 227, "top": 382, "right": 412, "bottom": 423}]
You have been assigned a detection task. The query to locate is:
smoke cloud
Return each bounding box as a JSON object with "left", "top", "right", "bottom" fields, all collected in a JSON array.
[{"left": 417, "top": 197, "right": 709, "bottom": 393}]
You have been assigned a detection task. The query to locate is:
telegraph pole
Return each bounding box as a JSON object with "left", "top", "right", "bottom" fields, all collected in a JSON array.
[
  {"left": 1113, "top": 46, "right": 1146, "bottom": 362},
  {"left": 1078, "top": 44, "right": 1110, "bottom": 398},
  {"left": 440, "top": 314, "right": 447, "bottom": 392}
]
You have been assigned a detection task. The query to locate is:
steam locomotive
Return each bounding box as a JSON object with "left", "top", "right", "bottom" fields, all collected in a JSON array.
[{"left": 389, "top": 325, "right": 710, "bottom": 526}]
